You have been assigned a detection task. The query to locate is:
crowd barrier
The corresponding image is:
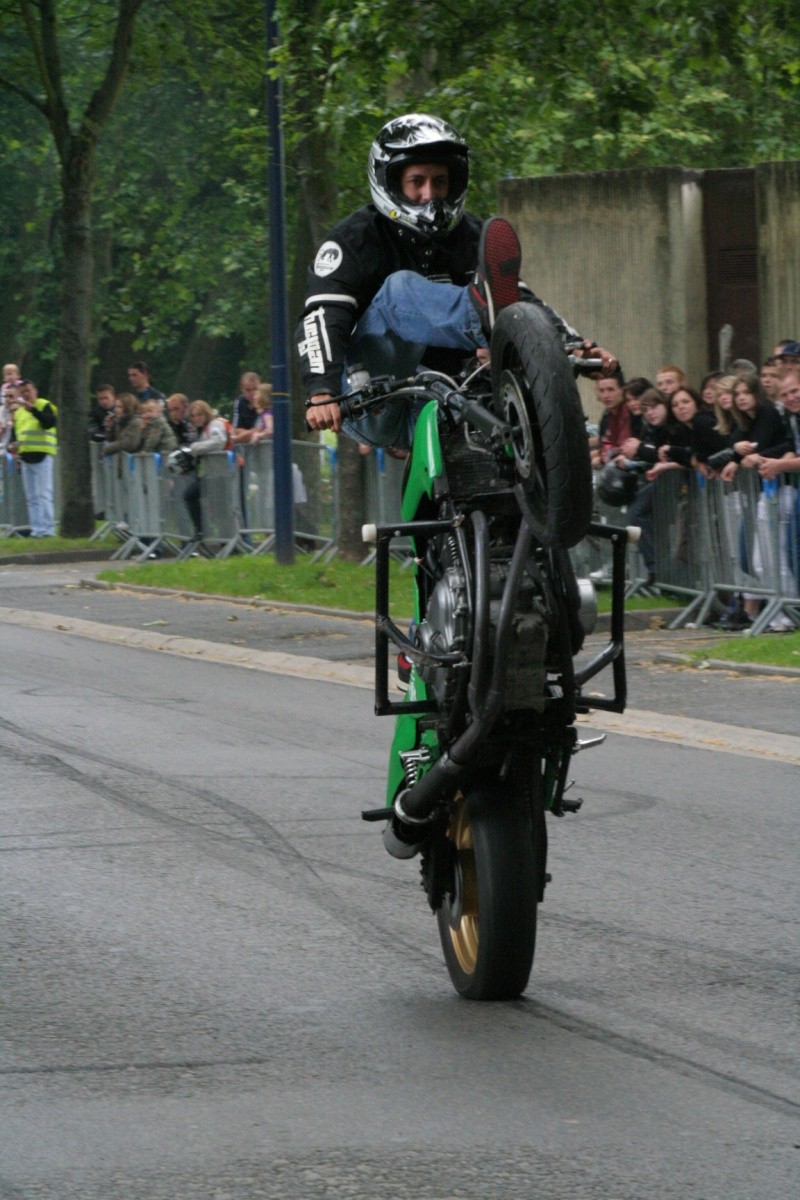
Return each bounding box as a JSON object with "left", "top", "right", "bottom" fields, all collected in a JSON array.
[
  {"left": 0, "top": 452, "right": 62, "bottom": 536},
  {"left": 5, "top": 446, "right": 800, "bottom": 637},
  {"left": 581, "top": 468, "right": 800, "bottom": 635}
]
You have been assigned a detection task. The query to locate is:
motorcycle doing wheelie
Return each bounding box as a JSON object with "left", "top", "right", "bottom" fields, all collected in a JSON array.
[{"left": 332, "top": 301, "right": 635, "bottom": 1001}]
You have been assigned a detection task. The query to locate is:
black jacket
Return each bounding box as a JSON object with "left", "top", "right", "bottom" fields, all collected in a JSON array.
[
  {"left": 296, "top": 204, "right": 484, "bottom": 398},
  {"left": 732, "top": 404, "right": 790, "bottom": 462}
]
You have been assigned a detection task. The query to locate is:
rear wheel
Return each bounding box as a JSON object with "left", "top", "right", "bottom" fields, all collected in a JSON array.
[
  {"left": 491, "top": 302, "right": 593, "bottom": 548},
  {"left": 437, "top": 776, "right": 546, "bottom": 1000}
]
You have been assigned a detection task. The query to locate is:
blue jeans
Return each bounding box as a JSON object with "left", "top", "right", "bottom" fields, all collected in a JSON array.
[
  {"left": 342, "top": 271, "right": 486, "bottom": 449},
  {"left": 21, "top": 456, "right": 56, "bottom": 536}
]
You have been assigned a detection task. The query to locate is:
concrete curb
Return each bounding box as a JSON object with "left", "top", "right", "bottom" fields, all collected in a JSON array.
[
  {"left": 84, "top": 578, "right": 682, "bottom": 632},
  {"left": 656, "top": 651, "right": 800, "bottom": 679},
  {"left": 81, "top": 578, "right": 376, "bottom": 622},
  {"left": 0, "top": 548, "right": 114, "bottom": 566}
]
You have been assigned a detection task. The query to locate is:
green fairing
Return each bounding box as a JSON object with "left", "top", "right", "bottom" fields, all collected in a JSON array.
[
  {"left": 386, "top": 402, "right": 443, "bottom": 806},
  {"left": 400, "top": 402, "right": 442, "bottom": 521}
]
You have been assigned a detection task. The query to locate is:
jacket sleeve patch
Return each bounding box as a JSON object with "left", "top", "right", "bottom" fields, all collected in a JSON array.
[
  {"left": 298, "top": 307, "right": 333, "bottom": 375},
  {"left": 313, "top": 241, "right": 344, "bottom": 277}
]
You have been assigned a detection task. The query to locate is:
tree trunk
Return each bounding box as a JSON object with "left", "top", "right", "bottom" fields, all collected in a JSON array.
[
  {"left": 58, "top": 145, "right": 95, "bottom": 536},
  {"left": 336, "top": 437, "right": 368, "bottom": 561}
]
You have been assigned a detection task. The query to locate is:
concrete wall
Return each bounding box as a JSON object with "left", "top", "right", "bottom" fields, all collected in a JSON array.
[
  {"left": 756, "top": 161, "right": 800, "bottom": 352},
  {"left": 499, "top": 168, "right": 707, "bottom": 419}
]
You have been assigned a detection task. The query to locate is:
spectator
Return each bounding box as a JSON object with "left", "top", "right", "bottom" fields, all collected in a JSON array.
[
  {"left": 1, "top": 364, "right": 21, "bottom": 444},
  {"left": 662, "top": 385, "right": 726, "bottom": 468},
  {"left": 731, "top": 358, "right": 758, "bottom": 375},
  {"left": 101, "top": 393, "right": 143, "bottom": 457},
  {"left": 760, "top": 369, "right": 800, "bottom": 480},
  {"left": 621, "top": 376, "right": 652, "bottom": 420},
  {"left": 714, "top": 376, "right": 792, "bottom": 629},
  {"left": 773, "top": 338, "right": 800, "bottom": 363},
  {"left": 592, "top": 373, "right": 638, "bottom": 468},
  {"left": 127, "top": 360, "right": 165, "bottom": 406},
  {"left": 1, "top": 379, "right": 19, "bottom": 450},
  {"left": 2, "top": 362, "right": 20, "bottom": 393},
  {"left": 760, "top": 358, "right": 783, "bottom": 403},
  {"left": 699, "top": 370, "right": 724, "bottom": 409},
  {"left": 249, "top": 383, "right": 274, "bottom": 443},
  {"left": 138, "top": 398, "right": 178, "bottom": 454},
  {"left": 231, "top": 371, "right": 261, "bottom": 441},
  {"left": 718, "top": 374, "right": 789, "bottom": 482},
  {"left": 10, "top": 379, "right": 57, "bottom": 537},
  {"left": 710, "top": 375, "right": 739, "bottom": 437},
  {"left": 655, "top": 364, "right": 687, "bottom": 397},
  {"left": 616, "top": 387, "right": 681, "bottom": 582},
  {"left": 181, "top": 400, "right": 229, "bottom": 542},
  {"left": 757, "top": 369, "right": 800, "bottom": 630},
  {"left": 88, "top": 383, "right": 116, "bottom": 442},
  {"left": 165, "top": 393, "right": 191, "bottom": 444}
]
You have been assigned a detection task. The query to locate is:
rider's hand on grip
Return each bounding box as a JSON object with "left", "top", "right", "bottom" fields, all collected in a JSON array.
[{"left": 305, "top": 396, "right": 342, "bottom": 433}]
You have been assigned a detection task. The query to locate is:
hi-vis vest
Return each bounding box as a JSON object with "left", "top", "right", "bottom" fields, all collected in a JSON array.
[{"left": 14, "top": 399, "right": 57, "bottom": 456}]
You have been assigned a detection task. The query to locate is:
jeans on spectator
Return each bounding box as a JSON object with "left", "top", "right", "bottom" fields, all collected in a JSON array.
[
  {"left": 342, "top": 270, "right": 485, "bottom": 449},
  {"left": 21, "top": 456, "right": 55, "bottom": 536},
  {"left": 627, "top": 479, "right": 654, "bottom": 575}
]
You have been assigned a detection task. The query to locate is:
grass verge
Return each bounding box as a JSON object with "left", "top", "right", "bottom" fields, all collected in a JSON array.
[
  {"left": 0, "top": 534, "right": 115, "bottom": 555},
  {"left": 689, "top": 630, "right": 800, "bottom": 670},
  {"left": 98, "top": 554, "right": 417, "bottom": 619},
  {"left": 98, "top": 556, "right": 684, "bottom": 620}
]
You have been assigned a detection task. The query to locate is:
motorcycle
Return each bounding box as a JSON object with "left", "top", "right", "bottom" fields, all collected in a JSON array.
[{"left": 332, "top": 301, "right": 635, "bottom": 1001}]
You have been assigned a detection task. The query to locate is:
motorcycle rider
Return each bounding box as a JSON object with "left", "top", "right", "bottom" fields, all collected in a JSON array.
[{"left": 297, "top": 112, "right": 617, "bottom": 449}]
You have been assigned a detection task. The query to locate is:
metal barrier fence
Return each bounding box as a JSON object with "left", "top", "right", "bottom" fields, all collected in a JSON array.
[
  {"left": 581, "top": 467, "right": 800, "bottom": 635},
  {"left": 0, "top": 452, "right": 62, "bottom": 536},
  {"left": 6, "top": 446, "right": 800, "bottom": 636}
]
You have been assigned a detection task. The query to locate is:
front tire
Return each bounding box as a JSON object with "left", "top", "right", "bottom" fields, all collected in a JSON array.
[
  {"left": 491, "top": 302, "right": 593, "bottom": 548},
  {"left": 437, "top": 778, "right": 545, "bottom": 1001}
]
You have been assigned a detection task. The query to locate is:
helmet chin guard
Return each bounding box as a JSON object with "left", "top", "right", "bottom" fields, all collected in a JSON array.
[{"left": 368, "top": 113, "right": 469, "bottom": 238}]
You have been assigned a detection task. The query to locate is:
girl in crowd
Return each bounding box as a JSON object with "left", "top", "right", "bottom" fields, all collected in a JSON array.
[
  {"left": 614, "top": 387, "right": 682, "bottom": 583},
  {"left": 182, "top": 400, "right": 230, "bottom": 542},
  {"left": 249, "top": 383, "right": 274, "bottom": 443},
  {"left": 713, "top": 375, "right": 791, "bottom": 630},
  {"left": 100, "top": 393, "right": 142, "bottom": 456},
  {"left": 699, "top": 371, "right": 724, "bottom": 409},
  {"left": 717, "top": 374, "right": 789, "bottom": 483},
  {"left": 710, "top": 375, "right": 739, "bottom": 438},
  {"left": 657, "top": 386, "right": 727, "bottom": 468},
  {"left": 138, "top": 398, "right": 178, "bottom": 454},
  {"left": 621, "top": 376, "right": 652, "bottom": 420}
]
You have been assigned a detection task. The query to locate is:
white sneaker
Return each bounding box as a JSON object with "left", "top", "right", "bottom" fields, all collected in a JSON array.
[{"left": 768, "top": 614, "right": 794, "bottom": 632}]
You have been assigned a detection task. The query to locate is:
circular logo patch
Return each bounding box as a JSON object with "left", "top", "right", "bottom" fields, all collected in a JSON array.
[{"left": 314, "top": 241, "right": 343, "bottom": 277}]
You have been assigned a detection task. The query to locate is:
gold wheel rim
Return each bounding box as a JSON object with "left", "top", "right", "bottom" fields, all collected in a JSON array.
[{"left": 447, "top": 797, "right": 479, "bottom": 975}]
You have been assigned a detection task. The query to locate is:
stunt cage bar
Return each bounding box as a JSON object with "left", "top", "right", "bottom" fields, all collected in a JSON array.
[{"left": 363, "top": 517, "right": 636, "bottom": 718}]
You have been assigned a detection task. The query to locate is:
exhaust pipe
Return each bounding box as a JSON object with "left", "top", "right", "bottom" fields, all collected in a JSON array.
[{"left": 384, "top": 517, "right": 533, "bottom": 855}]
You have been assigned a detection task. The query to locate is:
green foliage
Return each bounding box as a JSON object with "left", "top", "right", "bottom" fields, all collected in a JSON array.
[{"left": 1, "top": 0, "right": 799, "bottom": 394}]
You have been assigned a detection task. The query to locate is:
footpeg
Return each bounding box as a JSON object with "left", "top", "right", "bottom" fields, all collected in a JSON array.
[
  {"left": 362, "top": 806, "right": 393, "bottom": 822},
  {"left": 573, "top": 734, "right": 606, "bottom": 753},
  {"left": 561, "top": 797, "right": 583, "bottom": 814}
]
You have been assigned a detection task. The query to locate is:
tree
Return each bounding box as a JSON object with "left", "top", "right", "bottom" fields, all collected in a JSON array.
[{"left": 0, "top": 0, "right": 148, "bottom": 534}]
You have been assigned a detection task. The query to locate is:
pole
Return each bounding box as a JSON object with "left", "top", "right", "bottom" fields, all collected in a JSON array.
[{"left": 265, "top": 0, "right": 294, "bottom": 562}]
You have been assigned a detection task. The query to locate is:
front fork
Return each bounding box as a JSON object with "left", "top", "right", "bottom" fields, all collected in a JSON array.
[{"left": 363, "top": 518, "right": 635, "bottom": 826}]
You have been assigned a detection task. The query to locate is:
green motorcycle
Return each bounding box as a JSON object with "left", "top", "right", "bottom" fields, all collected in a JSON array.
[{"left": 339, "top": 302, "right": 634, "bottom": 1001}]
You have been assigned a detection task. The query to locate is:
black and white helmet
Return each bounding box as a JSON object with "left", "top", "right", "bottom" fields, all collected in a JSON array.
[{"left": 367, "top": 113, "right": 469, "bottom": 238}]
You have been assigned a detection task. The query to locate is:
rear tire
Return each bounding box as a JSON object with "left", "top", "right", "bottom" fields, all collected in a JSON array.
[
  {"left": 491, "top": 303, "right": 593, "bottom": 548},
  {"left": 437, "top": 777, "right": 545, "bottom": 1001}
]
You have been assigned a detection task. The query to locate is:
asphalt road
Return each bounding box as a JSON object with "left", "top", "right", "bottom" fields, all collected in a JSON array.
[{"left": 1, "top": 563, "right": 798, "bottom": 1199}]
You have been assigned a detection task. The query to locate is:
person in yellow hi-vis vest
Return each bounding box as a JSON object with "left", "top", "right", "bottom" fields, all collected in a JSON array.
[{"left": 11, "top": 379, "right": 57, "bottom": 536}]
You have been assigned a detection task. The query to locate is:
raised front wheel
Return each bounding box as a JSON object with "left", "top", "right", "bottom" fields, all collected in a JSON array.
[
  {"left": 437, "top": 781, "right": 545, "bottom": 1001},
  {"left": 491, "top": 303, "right": 593, "bottom": 548}
]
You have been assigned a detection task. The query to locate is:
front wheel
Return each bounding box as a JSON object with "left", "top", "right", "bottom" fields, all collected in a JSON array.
[
  {"left": 491, "top": 302, "right": 593, "bottom": 548},
  {"left": 436, "top": 778, "right": 546, "bottom": 1001}
]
